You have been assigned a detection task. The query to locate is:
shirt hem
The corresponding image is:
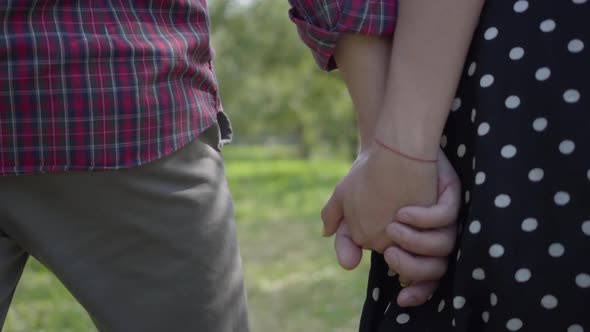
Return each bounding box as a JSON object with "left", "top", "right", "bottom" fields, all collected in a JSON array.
[{"left": 0, "top": 123, "right": 219, "bottom": 177}]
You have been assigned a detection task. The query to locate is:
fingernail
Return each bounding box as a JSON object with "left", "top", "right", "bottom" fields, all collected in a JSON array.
[
  {"left": 321, "top": 225, "right": 327, "bottom": 237},
  {"left": 398, "top": 211, "right": 413, "bottom": 223},
  {"left": 384, "top": 250, "right": 399, "bottom": 270},
  {"left": 403, "top": 295, "right": 419, "bottom": 307},
  {"left": 400, "top": 282, "right": 409, "bottom": 288},
  {"left": 383, "top": 252, "right": 396, "bottom": 270},
  {"left": 389, "top": 223, "right": 402, "bottom": 241}
]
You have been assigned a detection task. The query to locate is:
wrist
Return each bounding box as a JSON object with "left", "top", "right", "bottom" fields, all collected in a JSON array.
[
  {"left": 373, "top": 128, "right": 440, "bottom": 163},
  {"left": 374, "top": 107, "right": 444, "bottom": 162},
  {"left": 367, "top": 138, "right": 437, "bottom": 173},
  {"left": 373, "top": 137, "right": 438, "bottom": 163},
  {"left": 365, "top": 139, "right": 438, "bottom": 205}
]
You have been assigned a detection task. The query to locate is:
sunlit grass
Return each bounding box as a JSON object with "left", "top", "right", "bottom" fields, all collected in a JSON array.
[{"left": 5, "top": 145, "right": 369, "bottom": 332}]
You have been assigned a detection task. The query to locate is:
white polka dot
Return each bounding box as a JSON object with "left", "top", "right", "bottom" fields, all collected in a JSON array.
[
  {"left": 587, "top": 169, "right": 590, "bottom": 181},
  {"left": 568, "top": 324, "right": 585, "bottom": 332},
  {"left": 559, "top": 140, "right": 576, "bottom": 154},
  {"left": 490, "top": 293, "right": 498, "bottom": 306},
  {"left": 453, "top": 296, "right": 466, "bottom": 309},
  {"left": 480, "top": 74, "right": 494, "bottom": 88},
  {"left": 457, "top": 144, "right": 466, "bottom": 157},
  {"left": 507, "top": 318, "right": 524, "bottom": 331},
  {"left": 554, "top": 191, "right": 570, "bottom": 206},
  {"left": 564, "top": 89, "right": 581, "bottom": 103},
  {"left": 396, "top": 313, "right": 410, "bottom": 324},
  {"left": 539, "top": 19, "right": 556, "bottom": 32},
  {"left": 576, "top": 273, "right": 590, "bottom": 288},
  {"left": 515, "top": 268, "right": 532, "bottom": 282},
  {"left": 533, "top": 118, "right": 548, "bottom": 132},
  {"left": 469, "top": 220, "right": 482, "bottom": 234},
  {"left": 528, "top": 168, "right": 544, "bottom": 182},
  {"left": 484, "top": 27, "right": 499, "bottom": 40},
  {"left": 451, "top": 98, "right": 462, "bottom": 111},
  {"left": 501, "top": 145, "right": 517, "bottom": 159},
  {"left": 478, "top": 122, "right": 490, "bottom": 136},
  {"left": 522, "top": 218, "right": 538, "bottom": 232},
  {"left": 573, "top": 0, "right": 587, "bottom": 3},
  {"left": 438, "top": 299, "right": 445, "bottom": 312},
  {"left": 452, "top": 318, "right": 456, "bottom": 327},
  {"left": 456, "top": 249, "right": 461, "bottom": 261},
  {"left": 505, "top": 95, "right": 521, "bottom": 109},
  {"left": 475, "top": 172, "right": 486, "bottom": 185},
  {"left": 440, "top": 135, "right": 447, "bottom": 148},
  {"left": 472, "top": 157, "right": 476, "bottom": 170},
  {"left": 582, "top": 220, "right": 590, "bottom": 235},
  {"left": 387, "top": 270, "right": 397, "bottom": 277},
  {"left": 472, "top": 268, "right": 486, "bottom": 280},
  {"left": 495, "top": 194, "right": 511, "bottom": 208},
  {"left": 548, "top": 243, "right": 565, "bottom": 257},
  {"left": 535, "top": 67, "right": 551, "bottom": 81},
  {"left": 510, "top": 47, "right": 525, "bottom": 60},
  {"left": 541, "top": 294, "right": 558, "bottom": 309},
  {"left": 513, "top": 0, "right": 529, "bottom": 12},
  {"left": 468, "top": 62, "right": 477, "bottom": 76},
  {"left": 568, "top": 39, "right": 585, "bottom": 53},
  {"left": 489, "top": 244, "right": 505, "bottom": 258},
  {"left": 372, "top": 287, "right": 380, "bottom": 301},
  {"left": 482, "top": 311, "right": 490, "bottom": 323},
  {"left": 465, "top": 190, "right": 471, "bottom": 203}
]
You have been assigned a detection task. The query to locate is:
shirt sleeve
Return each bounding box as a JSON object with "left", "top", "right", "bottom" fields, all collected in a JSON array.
[{"left": 288, "top": 0, "right": 397, "bottom": 71}]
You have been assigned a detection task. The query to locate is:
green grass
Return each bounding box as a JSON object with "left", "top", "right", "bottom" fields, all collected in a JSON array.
[{"left": 4, "top": 145, "right": 370, "bottom": 332}]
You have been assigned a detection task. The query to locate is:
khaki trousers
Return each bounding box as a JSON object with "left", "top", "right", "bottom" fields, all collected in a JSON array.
[{"left": 0, "top": 125, "right": 249, "bottom": 332}]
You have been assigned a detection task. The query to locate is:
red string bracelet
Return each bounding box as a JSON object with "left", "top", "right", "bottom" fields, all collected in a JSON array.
[{"left": 373, "top": 137, "right": 438, "bottom": 163}]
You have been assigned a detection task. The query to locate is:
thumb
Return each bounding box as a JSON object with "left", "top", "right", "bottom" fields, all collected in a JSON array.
[
  {"left": 334, "top": 223, "right": 362, "bottom": 270},
  {"left": 321, "top": 183, "right": 344, "bottom": 237}
]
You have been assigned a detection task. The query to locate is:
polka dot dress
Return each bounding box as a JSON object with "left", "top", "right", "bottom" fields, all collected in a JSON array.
[{"left": 359, "top": 1, "right": 590, "bottom": 331}]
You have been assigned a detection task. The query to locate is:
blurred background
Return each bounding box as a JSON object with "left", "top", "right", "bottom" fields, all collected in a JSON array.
[{"left": 4, "top": 0, "right": 371, "bottom": 331}]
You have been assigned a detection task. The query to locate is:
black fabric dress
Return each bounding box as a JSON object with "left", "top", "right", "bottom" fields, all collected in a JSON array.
[{"left": 359, "top": 1, "right": 590, "bottom": 331}]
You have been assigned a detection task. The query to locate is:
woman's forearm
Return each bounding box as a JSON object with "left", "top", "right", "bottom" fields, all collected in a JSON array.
[
  {"left": 334, "top": 34, "right": 392, "bottom": 152},
  {"left": 376, "top": 0, "right": 485, "bottom": 160}
]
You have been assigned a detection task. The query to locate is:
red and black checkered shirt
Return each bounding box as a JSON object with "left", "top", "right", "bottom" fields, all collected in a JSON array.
[
  {"left": 0, "top": 0, "right": 396, "bottom": 175},
  {"left": 0, "top": 0, "right": 223, "bottom": 175}
]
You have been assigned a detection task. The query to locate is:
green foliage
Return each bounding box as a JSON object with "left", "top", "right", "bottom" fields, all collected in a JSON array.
[
  {"left": 4, "top": 260, "right": 95, "bottom": 332},
  {"left": 224, "top": 145, "right": 369, "bottom": 331},
  {"left": 210, "top": 0, "right": 358, "bottom": 158},
  {"left": 5, "top": 145, "right": 368, "bottom": 332}
]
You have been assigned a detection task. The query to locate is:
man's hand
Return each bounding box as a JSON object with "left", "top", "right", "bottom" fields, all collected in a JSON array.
[
  {"left": 322, "top": 142, "right": 438, "bottom": 253},
  {"left": 330, "top": 150, "right": 460, "bottom": 307}
]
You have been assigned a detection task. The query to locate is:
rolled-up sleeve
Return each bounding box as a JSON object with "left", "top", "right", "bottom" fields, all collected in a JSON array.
[{"left": 288, "top": 0, "right": 397, "bottom": 71}]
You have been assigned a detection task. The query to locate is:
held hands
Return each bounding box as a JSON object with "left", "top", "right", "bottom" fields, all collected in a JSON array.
[
  {"left": 322, "top": 141, "right": 439, "bottom": 252},
  {"left": 322, "top": 148, "right": 460, "bottom": 307}
]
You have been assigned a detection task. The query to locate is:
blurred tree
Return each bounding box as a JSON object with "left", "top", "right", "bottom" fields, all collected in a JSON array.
[{"left": 209, "top": 0, "right": 358, "bottom": 159}]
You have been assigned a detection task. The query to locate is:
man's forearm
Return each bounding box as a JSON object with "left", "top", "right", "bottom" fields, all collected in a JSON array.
[
  {"left": 376, "top": 0, "right": 485, "bottom": 160},
  {"left": 334, "top": 35, "right": 392, "bottom": 152}
]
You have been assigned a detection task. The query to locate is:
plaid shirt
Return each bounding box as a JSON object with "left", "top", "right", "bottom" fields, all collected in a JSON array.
[
  {"left": 0, "top": 0, "right": 225, "bottom": 175},
  {"left": 0, "top": 1, "right": 396, "bottom": 175},
  {"left": 289, "top": 0, "right": 397, "bottom": 71}
]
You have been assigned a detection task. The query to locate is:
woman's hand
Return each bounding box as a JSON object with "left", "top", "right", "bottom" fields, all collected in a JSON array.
[{"left": 386, "top": 150, "right": 460, "bottom": 306}]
